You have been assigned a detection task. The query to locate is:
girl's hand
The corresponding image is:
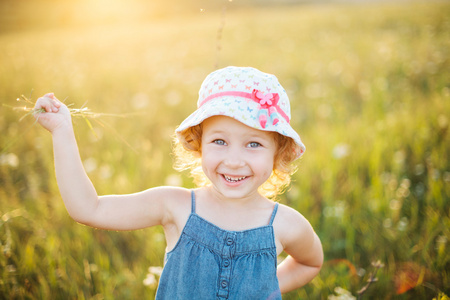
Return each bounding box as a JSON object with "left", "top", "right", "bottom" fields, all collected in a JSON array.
[{"left": 34, "top": 93, "right": 72, "bottom": 133}]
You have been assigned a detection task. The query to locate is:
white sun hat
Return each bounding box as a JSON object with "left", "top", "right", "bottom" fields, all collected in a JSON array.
[{"left": 176, "top": 66, "right": 305, "bottom": 158}]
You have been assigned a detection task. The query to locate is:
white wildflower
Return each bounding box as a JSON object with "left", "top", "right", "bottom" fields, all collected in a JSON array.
[
  {"left": 143, "top": 274, "right": 157, "bottom": 287},
  {"left": 148, "top": 266, "right": 163, "bottom": 277},
  {"left": 0, "top": 153, "right": 19, "bottom": 168},
  {"left": 328, "top": 287, "right": 356, "bottom": 300},
  {"left": 143, "top": 266, "right": 163, "bottom": 288},
  {"left": 332, "top": 144, "right": 350, "bottom": 159}
]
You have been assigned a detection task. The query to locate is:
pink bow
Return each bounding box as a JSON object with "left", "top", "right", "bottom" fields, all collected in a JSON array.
[
  {"left": 255, "top": 91, "right": 273, "bottom": 105},
  {"left": 252, "top": 90, "right": 279, "bottom": 108},
  {"left": 251, "top": 89, "right": 281, "bottom": 128}
]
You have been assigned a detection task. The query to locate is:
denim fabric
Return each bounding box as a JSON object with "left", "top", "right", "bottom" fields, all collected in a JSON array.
[{"left": 156, "top": 191, "right": 281, "bottom": 300}]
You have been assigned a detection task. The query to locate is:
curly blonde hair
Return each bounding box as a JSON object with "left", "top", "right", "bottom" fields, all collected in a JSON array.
[{"left": 173, "top": 123, "right": 299, "bottom": 199}]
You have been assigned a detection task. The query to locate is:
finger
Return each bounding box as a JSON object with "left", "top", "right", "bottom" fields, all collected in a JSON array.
[
  {"left": 44, "top": 93, "right": 63, "bottom": 108},
  {"left": 44, "top": 92, "right": 55, "bottom": 99},
  {"left": 35, "top": 97, "right": 54, "bottom": 113},
  {"left": 52, "top": 98, "right": 61, "bottom": 108}
]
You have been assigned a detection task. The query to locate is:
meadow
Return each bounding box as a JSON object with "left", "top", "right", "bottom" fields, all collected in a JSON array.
[{"left": 0, "top": 1, "right": 449, "bottom": 299}]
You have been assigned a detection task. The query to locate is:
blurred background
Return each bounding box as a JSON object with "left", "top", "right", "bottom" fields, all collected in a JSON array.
[{"left": 0, "top": 0, "right": 449, "bottom": 299}]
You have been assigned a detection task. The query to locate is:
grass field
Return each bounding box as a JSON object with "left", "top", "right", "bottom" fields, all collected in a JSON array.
[{"left": 0, "top": 1, "right": 449, "bottom": 299}]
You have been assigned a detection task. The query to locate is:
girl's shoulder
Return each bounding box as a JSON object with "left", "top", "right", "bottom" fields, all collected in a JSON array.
[
  {"left": 159, "top": 186, "right": 192, "bottom": 201},
  {"left": 140, "top": 186, "right": 193, "bottom": 222},
  {"left": 153, "top": 186, "right": 192, "bottom": 212},
  {"left": 274, "top": 203, "right": 310, "bottom": 225},
  {"left": 273, "top": 203, "right": 317, "bottom": 249}
]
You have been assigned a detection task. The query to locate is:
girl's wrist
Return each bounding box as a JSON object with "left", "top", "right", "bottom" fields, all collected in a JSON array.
[{"left": 51, "top": 121, "right": 75, "bottom": 138}]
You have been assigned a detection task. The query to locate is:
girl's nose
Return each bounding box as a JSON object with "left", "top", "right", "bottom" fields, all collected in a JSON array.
[{"left": 223, "top": 148, "right": 245, "bottom": 168}]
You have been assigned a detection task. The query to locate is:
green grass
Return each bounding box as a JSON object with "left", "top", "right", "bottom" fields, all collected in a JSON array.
[{"left": 1, "top": 1, "right": 449, "bottom": 299}]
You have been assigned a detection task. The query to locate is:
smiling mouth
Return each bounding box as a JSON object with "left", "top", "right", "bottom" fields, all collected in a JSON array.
[{"left": 223, "top": 175, "right": 248, "bottom": 183}]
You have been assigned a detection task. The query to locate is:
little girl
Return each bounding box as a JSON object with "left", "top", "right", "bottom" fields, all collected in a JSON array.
[{"left": 35, "top": 66, "right": 323, "bottom": 299}]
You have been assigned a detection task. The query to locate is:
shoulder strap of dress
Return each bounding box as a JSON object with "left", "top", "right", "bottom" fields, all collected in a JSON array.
[
  {"left": 190, "top": 190, "right": 196, "bottom": 213},
  {"left": 269, "top": 203, "right": 279, "bottom": 225}
]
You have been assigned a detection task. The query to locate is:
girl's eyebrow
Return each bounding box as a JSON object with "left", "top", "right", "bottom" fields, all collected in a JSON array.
[
  {"left": 204, "top": 129, "right": 227, "bottom": 135},
  {"left": 243, "top": 130, "right": 273, "bottom": 139}
]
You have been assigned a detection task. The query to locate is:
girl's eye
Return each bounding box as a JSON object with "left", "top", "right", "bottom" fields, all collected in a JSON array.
[
  {"left": 248, "top": 142, "right": 261, "bottom": 148},
  {"left": 213, "top": 139, "right": 226, "bottom": 145}
]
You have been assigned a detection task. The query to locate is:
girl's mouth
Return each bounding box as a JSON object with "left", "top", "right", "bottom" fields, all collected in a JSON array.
[{"left": 223, "top": 175, "right": 248, "bottom": 183}]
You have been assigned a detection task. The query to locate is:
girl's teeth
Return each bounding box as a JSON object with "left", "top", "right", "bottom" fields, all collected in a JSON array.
[{"left": 224, "top": 175, "right": 246, "bottom": 183}]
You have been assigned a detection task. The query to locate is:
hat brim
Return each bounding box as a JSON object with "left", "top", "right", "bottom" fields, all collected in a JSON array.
[{"left": 176, "top": 96, "right": 306, "bottom": 158}]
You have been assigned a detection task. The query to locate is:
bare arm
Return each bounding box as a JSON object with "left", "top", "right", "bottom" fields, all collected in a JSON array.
[
  {"left": 275, "top": 206, "right": 323, "bottom": 294},
  {"left": 277, "top": 234, "right": 323, "bottom": 293},
  {"left": 34, "top": 94, "right": 175, "bottom": 230},
  {"left": 51, "top": 121, "right": 100, "bottom": 224},
  {"left": 34, "top": 94, "right": 98, "bottom": 223}
]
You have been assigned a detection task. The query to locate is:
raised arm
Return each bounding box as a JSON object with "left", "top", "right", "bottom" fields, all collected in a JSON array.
[
  {"left": 34, "top": 94, "right": 175, "bottom": 231},
  {"left": 34, "top": 94, "right": 98, "bottom": 222},
  {"left": 275, "top": 205, "right": 323, "bottom": 294}
]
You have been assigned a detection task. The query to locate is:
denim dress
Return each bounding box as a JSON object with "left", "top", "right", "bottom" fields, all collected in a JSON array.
[{"left": 156, "top": 191, "right": 281, "bottom": 300}]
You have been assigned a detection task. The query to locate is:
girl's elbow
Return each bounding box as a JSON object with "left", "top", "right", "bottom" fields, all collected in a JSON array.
[
  {"left": 66, "top": 209, "right": 96, "bottom": 227},
  {"left": 312, "top": 263, "right": 322, "bottom": 278},
  {"left": 314, "top": 234, "right": 324, "bottom": 269},
  {"left": 317, "top": 249, "right": 324, "bottom": 269},
  {"left": 68, "top": 212, "right": 90, "bottom": 226},
  {"left": 306, "top": 255, "right": 323, "bottom": 279},
  {"left": 63, "top": 197, "right": 100, "bottom": 226}
]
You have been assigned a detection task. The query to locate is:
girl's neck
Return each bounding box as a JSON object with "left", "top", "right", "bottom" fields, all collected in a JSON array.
[
  {"left": 204, "top": 186, "right": 268, "bottom": 208},
  {"left": 194, "top": 187, "right": 275, "bottom": 232}
]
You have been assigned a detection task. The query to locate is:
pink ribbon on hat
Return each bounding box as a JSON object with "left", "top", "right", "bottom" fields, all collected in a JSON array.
[
  {"left": 199, "top": 89, "right": 289, "bottom": 128},
  {"left": 251, "top": 89, "right": 281, "bottom": 128}
]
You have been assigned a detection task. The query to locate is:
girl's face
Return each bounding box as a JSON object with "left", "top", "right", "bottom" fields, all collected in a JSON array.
[{"left": 201, "top": 115, "right": 277, "bottom": 200}]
